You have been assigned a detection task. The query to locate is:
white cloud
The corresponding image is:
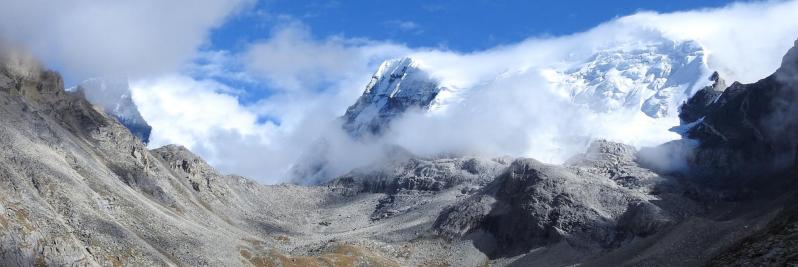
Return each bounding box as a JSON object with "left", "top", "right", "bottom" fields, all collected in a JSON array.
[
  {"left": 243, "top": 21, "right": 411, "bottom": 92},
  {"left": 0, "top": 0, "right": 251, "bottom": 81},
  {"left": 75, "top": 0, "right": 798, "bottom": 183},
  {"left": 130, "top": 75, "right": 299, "bottom": 184},
  {"left": 374, "top": 0, "right": 798, "bottom": 165},
  {"left": 131, "top": 75, "right": 270, "bottom": 147},
  {"left": 618, "top": 0, "right": 798, "bottom": 83},
  {"left": 185, "top": 50, "right": 257, "bottom": 88},
  {"left": 385, "top": 20, "right": 421, "bottom": 32}
]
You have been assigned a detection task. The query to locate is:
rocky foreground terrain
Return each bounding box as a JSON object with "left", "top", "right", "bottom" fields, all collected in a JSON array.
[{"left": 1, "top": 40, "right": 797, "bottom": 266}]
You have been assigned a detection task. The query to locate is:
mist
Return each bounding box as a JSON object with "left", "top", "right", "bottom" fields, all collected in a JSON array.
[
  {"left": 3, "top": 1, "right": 798, "bottom": 184},
  {"left": 146, "top": 0, "right": 798, "bottom": 184},
  {"left": 282, "top": 0, "right": 798, "bottom": 183}
]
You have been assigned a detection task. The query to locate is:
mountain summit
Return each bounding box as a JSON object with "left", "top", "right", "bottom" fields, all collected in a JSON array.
[{"left": 342, "top": 57, "right": 441, "bottom": 137}]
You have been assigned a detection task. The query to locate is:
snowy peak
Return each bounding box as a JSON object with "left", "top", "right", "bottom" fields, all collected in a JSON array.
[
  {"left": 549, "top": 39, "right": 710, "bottom": 118},
  {"left": 73, "top": 77, "right": 152, "bottom": 143},
  {"left": 340, "top": 37, "right": 713, "bottom": 145},
  {"left": 342, "top": 57, "right": 441, "bottom": 136}
]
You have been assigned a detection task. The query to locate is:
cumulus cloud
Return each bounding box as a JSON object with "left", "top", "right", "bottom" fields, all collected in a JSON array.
[
  {"left": 0, "top": 0, "right": 251, "bottom": 81},
  {"left": 385, "top": 20, "right": 422, "bottom": 33},
  {"left": 28, "top": 0, "right": 798, "bottom": 184},
  {"left": 243, "top": 21, "right": 411, "bottom": 92},
  {"left": 619, "top": 0, "right": 798, "bottom": 83},
  {"left": 130, "top": 75, "right": 293, "bottom": 183},
  {"left": 129, "top": 20, "right": 409, "bottom": 182}
]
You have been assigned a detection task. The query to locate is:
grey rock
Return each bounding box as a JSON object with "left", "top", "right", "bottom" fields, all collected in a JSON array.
[
  {"left": 434, "top": 156, "right": 671, "bottom": 258},
  {"left": 329, "top": 156, "right": 507, "bottom": 195},
  {"left": 678, "top": 71, "right": 726, "bottom": 124},
  {"left": 73, "top": 77, "right": 152, "bottom": 144}
]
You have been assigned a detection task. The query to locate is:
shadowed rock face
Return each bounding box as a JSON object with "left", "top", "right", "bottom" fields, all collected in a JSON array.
[
  {"left": 434, "top": 142, "right": 682, "bottom": 258},
  {"left": 679, "top": 71, "right": 726, "bottom": 123},
  {"left": 677, "top": 39, "right": 798, "bottom": 184},
  {"left": 709, "top": 194, "right": 798, "bottom": 266}
]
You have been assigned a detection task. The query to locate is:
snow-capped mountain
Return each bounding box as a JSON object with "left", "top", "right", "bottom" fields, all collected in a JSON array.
[
  {"left": 342, "top": 38, "right": 712, "bottom": 140},
  {"left": 342, "top": 57, "right": 441, "bottom": 137},
  {"left": 71, "top": 77, "right": 152, "bottom": 143},
  {"left": 547, "top": 39, "right": 711, "bottom": 118}
]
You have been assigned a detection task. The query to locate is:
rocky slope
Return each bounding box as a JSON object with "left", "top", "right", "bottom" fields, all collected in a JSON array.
[
  {"left": 0, "top": 49, "right": 400, "bottom": 266},
  {"left": 71, "top": 77, "right": 152, "bottom": 144}
]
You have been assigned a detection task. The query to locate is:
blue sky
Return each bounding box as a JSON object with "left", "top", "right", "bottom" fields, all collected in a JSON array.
[{"left": 211, "top": 0, "right": 738, "bottom": 53}]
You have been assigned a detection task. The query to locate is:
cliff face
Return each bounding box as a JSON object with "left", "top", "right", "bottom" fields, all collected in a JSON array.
[{"left": 674, "top": 39, "right": 798, "bottom": 184}]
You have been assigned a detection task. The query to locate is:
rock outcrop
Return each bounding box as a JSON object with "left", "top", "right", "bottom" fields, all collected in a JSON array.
[
  {"left": 434, "top": 141, "right": 680, "bottom": 259},
  {"left": 73, "top": 77, "right": 152, "bottom": 144},
  {"left": 678, "top": 71, "right": 726, "bottom": 123}
]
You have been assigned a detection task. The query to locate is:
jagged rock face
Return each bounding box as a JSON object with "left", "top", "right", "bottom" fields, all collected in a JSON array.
[
  {"left": 566, "top": 140, "right": 671, "bottom": 191},
  {"left": 679, "top": 71, "right": 726, "bottom": 123},
  {"left": 682, "top": 39, "right": 798, "bottom": 182},
  {"left": 434, "top": 142, "right": 679, "bottom": 258},
  {"left": 73, "top": 77, "right": 152, "bottom": 144},
  {"left": 326, "top": 154, "right": 509, "bottom": 222},
  {"left": 549, "top": 39, "right": 710, "bottom": 118},
  {"left": 342, "top": 57, "right": 441, "bottom": 137}
]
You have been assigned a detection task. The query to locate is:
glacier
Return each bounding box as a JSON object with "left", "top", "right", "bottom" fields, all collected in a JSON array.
[{"left": 548, "top": 39, "right": 710, "bottom": 118}]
